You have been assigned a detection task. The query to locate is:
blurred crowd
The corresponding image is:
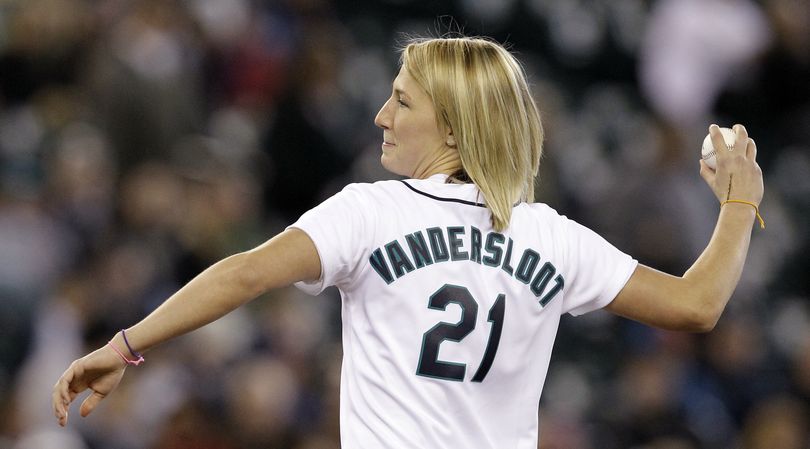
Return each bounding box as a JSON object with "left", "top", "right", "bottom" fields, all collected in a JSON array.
[{"left": 0, "top": 0, "right": 808, "bottom": 448}]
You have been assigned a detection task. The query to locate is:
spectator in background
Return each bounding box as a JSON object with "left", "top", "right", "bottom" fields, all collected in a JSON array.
[{"left": 639, "top": 0, "right": 771, "bottom": 130}]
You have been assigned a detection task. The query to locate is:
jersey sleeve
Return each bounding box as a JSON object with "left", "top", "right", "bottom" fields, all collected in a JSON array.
[
  {"left": 560, "top": 218, "right": 638, "bottom": 316},
  {"left": 287, "top": 183, "right": 374, "bottom": 295}
]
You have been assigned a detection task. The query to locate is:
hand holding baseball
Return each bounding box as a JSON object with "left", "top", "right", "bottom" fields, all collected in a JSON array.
[
  {"left": 701, "top": 127, "right": 736, "bottom": 170},
  {"left": 699, "top": 124, "right": 764, "bottom": 206}
]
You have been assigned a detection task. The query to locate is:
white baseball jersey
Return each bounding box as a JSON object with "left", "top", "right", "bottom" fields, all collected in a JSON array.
[{"left": 290, "top": 174, "right": 637, "bottom": 448}]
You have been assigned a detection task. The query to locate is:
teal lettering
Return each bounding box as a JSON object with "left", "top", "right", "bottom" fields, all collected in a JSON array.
[
  {"left": 515, "top": 249, "right": 540, "bottom": 284},
  {"left": 501, "top": 238, "right": 515, "bottom": 276},
  {"left": 483, "top": 233, "right": 504, "bottom": 267},
  {"left": 386, "top": 241, "right": 415, "bottom": 278},
  {"left": 470, "top": 227, "right": 482, "bottom": 264},
  {"left": 448, "top": 226, "right": 468, "bottom": 261},
  {"left": 373, "top": 226, "right": 562, "bottom": 301},
  {"left": 406, "top": 231, "right": 434, "bottom": 269},
  {"left": 369, "top": 248, "right": 394, "bottom": 284},
  {"left": 427, "top": 227, "right": 449, "bottom": 262},
  {"left": 530, "top": 262, "right": 555, "bottom": 296},
  {"left": 539, "top": 274, "right": 564, "bottom": 306}
]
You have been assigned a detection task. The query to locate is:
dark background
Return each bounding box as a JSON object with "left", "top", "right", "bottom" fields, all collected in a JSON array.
[{"left": 1, "top": 0, "right": 808, "bottom": 448}]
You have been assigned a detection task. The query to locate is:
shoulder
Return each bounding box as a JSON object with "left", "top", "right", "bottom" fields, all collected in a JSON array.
[
  {"left": 517, "top": 201, "right": 570, "bottom": 224},
  {"left": 511, "top": 202, "right": 592, "bottom": 242},
  {"left": 336, "top": 179, "right": 408, "bottom": 204},
  {"left": 522, "top": 201, "right": 559, "bottom": 216},
  {"left": 340, "top": 179, "right": 404, "bottom": 194}
]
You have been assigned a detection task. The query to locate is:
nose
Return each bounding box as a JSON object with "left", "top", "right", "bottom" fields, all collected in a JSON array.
[{"left": 374, "top": 97, "right": 393, "bottom": 129}]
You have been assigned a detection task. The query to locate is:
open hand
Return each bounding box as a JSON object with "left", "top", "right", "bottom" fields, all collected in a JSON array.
[{"left": 52, "top": 345, "right": 126, "bottom": 427}]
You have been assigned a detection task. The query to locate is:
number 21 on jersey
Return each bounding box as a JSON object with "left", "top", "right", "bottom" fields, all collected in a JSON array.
[{"left": 416, "top": 284, "right": 505, "bottom": 382}]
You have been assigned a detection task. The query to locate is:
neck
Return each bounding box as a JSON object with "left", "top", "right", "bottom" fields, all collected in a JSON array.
[{"left": 412, "top": 147, "right": 463, "bottom": 180}]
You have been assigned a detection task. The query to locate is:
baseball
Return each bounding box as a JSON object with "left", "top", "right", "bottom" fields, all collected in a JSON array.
[{"left": 701, "top": 127, "right": 736, "bottom": 170}]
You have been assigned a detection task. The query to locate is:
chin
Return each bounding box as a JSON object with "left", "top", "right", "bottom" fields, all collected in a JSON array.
[
  {"left": 380, "top": 155, "right": 408, "bottom": 177},
  {"left": 380, "top": 154, "right": 392, "bottom": 172}
]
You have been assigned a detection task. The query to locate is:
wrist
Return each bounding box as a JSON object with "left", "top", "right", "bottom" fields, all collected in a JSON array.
[
  {"left": 102, "top": 342, "right": 129, "bottom": 368},
  {"left": 720, "top": 199, "right": 765, "bottom": 229},
  {"left": 108, "top": 330, "right": 146, "bottom": 366}
]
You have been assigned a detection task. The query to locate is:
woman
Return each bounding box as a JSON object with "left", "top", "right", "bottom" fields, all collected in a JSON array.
[{"left": 52, "top": 37, "right": 764, "bottom": 448}]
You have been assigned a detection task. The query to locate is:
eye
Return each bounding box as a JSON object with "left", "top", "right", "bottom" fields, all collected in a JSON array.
[{"left": 397, "top": 98, "right": 409, "bottom": 108}]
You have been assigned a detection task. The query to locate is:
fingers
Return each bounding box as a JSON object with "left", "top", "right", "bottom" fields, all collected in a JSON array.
[
  {"left": 52, "top": 360, "right": 88, "bottom": 426},
  {"left": 746, "top": 137, "right": 757, "bottom": 160},
  {"left": 52, "top": 366, "right": 77, "bottom": 426},
  {"left": 730, "top": 124, "right": 757, "bottom": 161},
  {"left": 52, "top": 380, "right": 68, "bottom": 426},
  {"left": 732, "top": 124, "right": 748, "bottom": 153},
  {"left": 732, "top": 124, "right": 757, "bottom": 163},
  {"left": 709, "top": 124, "right": 726, "bottom": 155},
  {"left": 699, "top": 159, "right": 715, "bottom": 182},
  {"left": 80, "top": 391, "right": 106, "bottom": 417},
  {"left": 710, "top": 124, "right": 755, "bottom": 167}
]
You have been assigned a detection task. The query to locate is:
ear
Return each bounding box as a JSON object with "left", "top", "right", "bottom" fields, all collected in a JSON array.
[
  {"left": 441, "top": 111, "right": 456, "bottom": 147},
  {"left": 446, "top": 130, "right": 456, "bottom": 148}
]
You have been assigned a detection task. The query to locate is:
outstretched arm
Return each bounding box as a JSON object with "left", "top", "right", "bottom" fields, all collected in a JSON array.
[
  {"left": 53, "top": 228, "right": 321, "bottom": 426},
  {"left": 605, "top": 124, "right": 764, "bottom": 332}
]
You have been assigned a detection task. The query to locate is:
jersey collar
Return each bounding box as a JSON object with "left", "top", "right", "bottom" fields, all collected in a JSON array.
[{"left": 400, "top": 175, "right": 486, "bottom": 208}]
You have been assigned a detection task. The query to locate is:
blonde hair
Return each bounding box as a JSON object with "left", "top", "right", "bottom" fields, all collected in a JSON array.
[{"left": 401, "top": 37, "right": 544, "bottom": 231}]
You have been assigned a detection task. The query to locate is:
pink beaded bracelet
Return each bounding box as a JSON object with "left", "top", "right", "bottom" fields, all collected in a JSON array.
[{"left": 107, "top": 340, "right": 145, "bottom": 366}]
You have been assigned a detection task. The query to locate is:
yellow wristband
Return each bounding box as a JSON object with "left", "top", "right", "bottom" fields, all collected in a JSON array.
[{"left": 721, "top": 199, "right": 765, "bottom": 229}]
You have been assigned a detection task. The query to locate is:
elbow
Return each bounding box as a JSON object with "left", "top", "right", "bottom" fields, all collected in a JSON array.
[
  {"left": 668, "top": 277, "right": 728, "bottom": 332},
  {"left": 681, "top": 298, "right": 723, "bottom": 333},
  {"left": 224, "top": 252, "right": 268, "bottom": 299},
  {"left": 686, "top": 313, "right": 719, "bottom": 333}
]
